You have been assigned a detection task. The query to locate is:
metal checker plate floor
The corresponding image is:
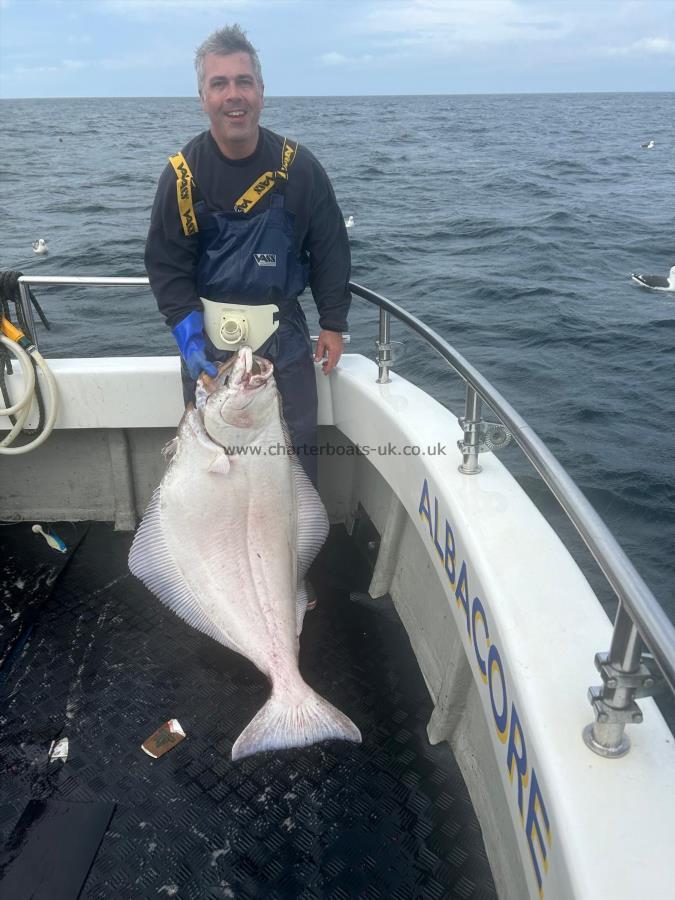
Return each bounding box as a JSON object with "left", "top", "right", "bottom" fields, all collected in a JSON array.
[{"left": 0, "top": 524, "right": 497, "bottom": 900}]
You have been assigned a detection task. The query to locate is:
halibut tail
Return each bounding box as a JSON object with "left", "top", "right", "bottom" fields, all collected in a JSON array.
[{"left": 231, "top": 686, "right": 361, "bottom": 761}]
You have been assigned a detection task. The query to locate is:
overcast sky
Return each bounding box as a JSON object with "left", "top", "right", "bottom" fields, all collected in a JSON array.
[{"left": 1, "top": 0, "right": 674, "bottom": 98}]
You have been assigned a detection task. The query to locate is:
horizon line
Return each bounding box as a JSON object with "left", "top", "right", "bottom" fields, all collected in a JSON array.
[{"left": 1, "top": 89, "right": 674, "bottom": 101}]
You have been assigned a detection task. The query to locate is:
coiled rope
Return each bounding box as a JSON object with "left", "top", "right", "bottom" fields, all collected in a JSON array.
[{"left": 0, "top": 271, "right": 59, "bottom": 454}]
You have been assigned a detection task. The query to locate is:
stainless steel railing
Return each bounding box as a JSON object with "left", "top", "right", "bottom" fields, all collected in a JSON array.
[
  {"left": 15, "top": 274, "right": 675, "bottom": 756},
  {"left": 351, "top": 281, "right": 675, "bottom": 759}
]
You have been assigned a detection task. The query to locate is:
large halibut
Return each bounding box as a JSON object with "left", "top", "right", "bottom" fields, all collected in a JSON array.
[{"left": 129, "top": 347, "right": 361, "bottom": 760}]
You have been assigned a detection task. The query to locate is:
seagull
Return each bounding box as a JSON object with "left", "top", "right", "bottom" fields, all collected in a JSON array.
[
  {"left": 630, "top": 266, "right": 675, "bottom": 292},
  {"left": 32, "top": 238, "right": 48, "bottom": 255},
  {"left": 641, "top": 140, "right": 655, "bottom": 150},
  {"left": 344, "top": 215, "right": 354, "bottom": 229}
]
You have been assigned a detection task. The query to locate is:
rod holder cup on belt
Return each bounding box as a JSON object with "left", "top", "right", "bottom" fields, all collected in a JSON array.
[
  {"left": 201, "top": 298, "right": 280, "bottom": 353},
  {"left": 220, "top": 314, "right": 249, "bottom": 346}
]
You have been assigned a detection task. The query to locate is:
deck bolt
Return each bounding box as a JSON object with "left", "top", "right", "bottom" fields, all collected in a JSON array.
[
  {"left": 606, "top": 678, "right": 617, "bottom": 688},
  {"left": 644, "top": 678, "right": 654, "bottom": 689}
]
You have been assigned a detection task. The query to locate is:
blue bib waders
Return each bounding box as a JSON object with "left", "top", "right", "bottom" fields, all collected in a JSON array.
[{"left": 181, "top": 192, "right": 319, "bottom": 485}]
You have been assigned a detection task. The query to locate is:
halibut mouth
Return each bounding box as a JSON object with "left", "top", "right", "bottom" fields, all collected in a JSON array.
[
  {"left": 199, "top": 348, "right": 273, "bottom": 397},
  {"left": 227, "top": 348, "right": 273, "bottom": 391}
]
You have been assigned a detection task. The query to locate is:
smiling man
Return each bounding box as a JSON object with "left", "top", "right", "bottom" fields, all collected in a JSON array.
[
  {"left": 145, "top": 25, "right": 351, "bottom": 486},
  {"left": 200, "top": 50, "right": 264, "bottom": 158}
]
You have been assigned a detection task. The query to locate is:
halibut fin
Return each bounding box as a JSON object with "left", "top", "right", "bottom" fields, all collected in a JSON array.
[
  {"left": 295, "top": 580, "right": 309, "bottom": 634},
  {"left": 162, "top": 437, "right": 178, "bottom": 460},
  {"left": 283, "top": 417, "right": 329, "bottom": 634},
  {"left": 292, "top": 452, "right": 329, "bottom": 581},
  {"left": 231, "top": 687, "right": 361, "bottom": 761},
  {"left": 129, "top": 487, "right": 242, "bottom": 656},
  {"left": 207, "top": 452, "right": 230, "bottom": 474}
]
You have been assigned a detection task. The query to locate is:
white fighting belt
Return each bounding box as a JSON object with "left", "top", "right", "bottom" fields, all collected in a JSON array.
[{"left": 201, "top": 298, "right": 279, "bottom": 352}]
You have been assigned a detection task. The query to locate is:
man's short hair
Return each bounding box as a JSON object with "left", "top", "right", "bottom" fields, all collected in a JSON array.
[{"left": 195, "top": 24, "right": 263, "bottom": 95}]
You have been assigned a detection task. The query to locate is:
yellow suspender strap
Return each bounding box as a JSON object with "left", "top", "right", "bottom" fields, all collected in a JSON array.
[
  {"left": 168, "top": 152, "right": 199, "bottom": 237},
  {"left": 234, "top": 138, "right": 298, "bottom": 214}
]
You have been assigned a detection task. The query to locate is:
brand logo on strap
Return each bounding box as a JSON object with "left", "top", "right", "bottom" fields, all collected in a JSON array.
[
  {"left": 182, "top": 210, "right": 197, "bottom": 236},
  {"left": 176, "top": 160, "right": 190, "bottom": 200},
  {"left": 169, "top": 152, "right": 199, "bottom": 236},
  {"left": 254, "top": 253, "right": 277, "bottom": 267}
]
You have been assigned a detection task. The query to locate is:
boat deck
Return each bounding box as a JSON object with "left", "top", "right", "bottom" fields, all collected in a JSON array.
[{"left": 0, "top": 523, "right": 496, "bottom": 899}]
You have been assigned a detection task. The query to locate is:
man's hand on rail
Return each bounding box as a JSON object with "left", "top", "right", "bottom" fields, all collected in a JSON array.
[{"left": 314, "top": 329, "right": 343, "bottom": 375}]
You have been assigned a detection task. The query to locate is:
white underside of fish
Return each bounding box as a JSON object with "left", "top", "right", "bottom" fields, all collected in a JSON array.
[{"left": 129, "top": 392, "right": 361, "bottom": 760}]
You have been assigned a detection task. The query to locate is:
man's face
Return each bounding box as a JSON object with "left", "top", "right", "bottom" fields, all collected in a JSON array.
[{"left": 200, "top": 52, "right": 264, "bottom": 159}]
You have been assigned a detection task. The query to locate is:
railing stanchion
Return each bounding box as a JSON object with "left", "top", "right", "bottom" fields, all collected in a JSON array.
[
  {"left": 458, "top": 385, "right": 483, "bottom": 474},
  {"left": 583, "top": 603, "right": 654, "bottom": 757},
  {"left": 376, "top": 308, "right": 392, "bottom": 384}
]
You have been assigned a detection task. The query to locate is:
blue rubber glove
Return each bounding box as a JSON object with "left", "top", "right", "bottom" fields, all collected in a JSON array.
[{"left": 171, "top": 310, "right": 218, "bottom": 381}]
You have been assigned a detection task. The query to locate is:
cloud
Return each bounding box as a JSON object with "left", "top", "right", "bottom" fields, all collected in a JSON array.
[
  {"left": 97, "top": 0, "right": 272, "bottom": 14},
  {"left": 359, "top": 0, "right": 568, "bottom": 48},
  {"left": 6, "top": 51, "right": 176, "bottom": 83},
  {"left": 11, "top": 59, "right": 88, "bottom": 77},
  {"left": 319, "top": 51, "right": 375, "bottom": 67},
  {"left": 605, "top": 36, "right": 675, "bottom": 56},
  {"left": 67, "top": 34, "right": 92, "bottom": 46},
  {"left": 98, "top": 54, "right": 177, "bottom": 72},
  {"left": 335, "top": 0, "right": 675, "bottom": 74}
]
